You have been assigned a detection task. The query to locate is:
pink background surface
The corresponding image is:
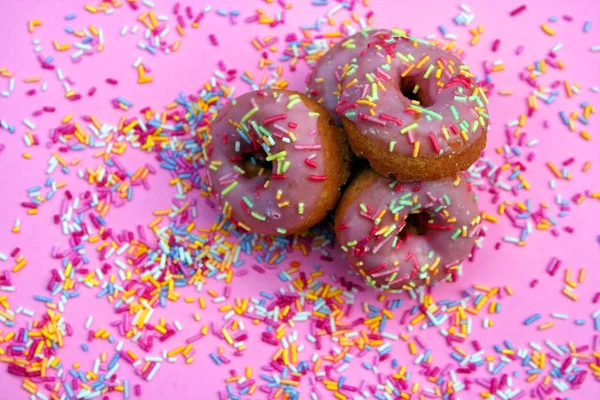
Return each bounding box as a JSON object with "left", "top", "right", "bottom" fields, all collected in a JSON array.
[{"left": 1, "top": 0, "right": 599, "bottom": 399}]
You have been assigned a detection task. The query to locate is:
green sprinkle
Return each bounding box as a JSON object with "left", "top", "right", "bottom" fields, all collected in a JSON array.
[
  {"left": 450, "top": 105, "right": 459, "bottom": 121},
  {"left": 454, "top": 96, "right": 467, "bottom": 102},
  {"left": 221, "top": 181, "right": 239, "bottom": 196},
  {"left": 282, "top": 160, "right": 291, "bottom": 173},
  {"left": 241, "top": 106, "right": 259, "bottom": 124},
  {"left": 257, "top": 124, "right": 272, "bottom": 137},
  {"left": 383, "top": 225, "right": 397, "bottom": 237},
  {"left": 276, "top": 227, "right": 287, "bottom": 234},
  {"left": 345, "top": 111, "right": 357, "bottom": 118},
  {"left": 388, "top": 272, "right": 398, "bottom": 282},
  {"left": 389, "top": 141, "right": 397, "bottom": 152},
  {"left": 242, "top": 196, "right": 254, "bottom": 208},
  {"left": 443, "top": 195, "right": 451, "bottom": 205},
  {"left": 423, "top": 64, "right": 434, "bottom": 79},
  {"left": 287, "top": 98, "right": 301, "bottom": 109},
  {"left": 410, "top": 105, "right": 443, "bottom": 120},
  {"left": 347, "top": 240, "right": 358, "bottom": 247},
  {"left": 298, "top": 203, "right": 304, "bottom": 215},
  {"left": 308, "top": 112, "right": 320, "bottom": 117},
  {"left": 396, "top": 52, "right": 409, "bottom": 62},
  {"left": 371, "top": 82, "right": 378, "bottom": 100},
  {"left": 365, "top": 73, "right": 374, "bottom": 83},
  {"left": 411, "top": 204, "right": 422, "bottom": 212},
  {"left": 233, "top": 165, "right": 246, "bottom": 175},
  {"left": 266, "top": 151, "right": 287, "bottom": 161},
  {"left": 428, "top": 250, "right": 435, "bottom": 259},
  {"left": 400, "top": 122, "right": 419, "bottom": 134},
  {"left": 359, "top": 203, "right": 368, "bottom": 213},
  {"left": 251, "top": 211, "right": 266, "bottom": 221},
  {"left": 472, "top": 120, "right": 479, "bottom": 133},
  {"left": 381, "top": 63, "right": 391, "bottom": 71},
  {"left": 451, "top": 229, "right": 462, "bottom": 240},
  {"left": 412, "top": 84, "right": 420, "bottom": 94}
]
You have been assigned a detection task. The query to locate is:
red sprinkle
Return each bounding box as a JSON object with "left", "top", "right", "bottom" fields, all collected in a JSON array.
[{"left": 309, "top": 175, "right": 327, "bottom": 181}]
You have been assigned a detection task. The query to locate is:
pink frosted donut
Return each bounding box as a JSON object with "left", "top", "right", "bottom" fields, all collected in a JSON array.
[
  {"left": 306, "top": 29, "right": 392, "bottom": 124},
  {"left": 337, "top": 33, "right": 489, "bottom": 182},
  {"left": 206, "top": 90, "right": 350, "bottom": 235},
  {"left": 335, "top": 169, "right": 481, "bottom": 291}
]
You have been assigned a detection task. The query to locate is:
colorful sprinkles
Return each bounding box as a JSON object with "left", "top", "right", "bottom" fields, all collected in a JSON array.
[{"left": 1, "top": 1, "right": 599, "bottom": 400}]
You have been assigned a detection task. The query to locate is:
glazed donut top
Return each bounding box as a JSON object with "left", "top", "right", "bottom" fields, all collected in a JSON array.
[
  {"left": 206, "top": 90, "right": 331, "bottom": 235},
  {"left": 336, "top": 171, "right": 481, "bottom": 291},
  {"left": 337, "top": 33, "right": 489, "bottom": 158},
  {"left": 306, "top": 29, "right": 394, "bottom": 122}
]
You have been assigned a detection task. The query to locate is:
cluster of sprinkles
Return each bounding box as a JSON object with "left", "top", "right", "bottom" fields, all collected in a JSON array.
[{"left": 0, "top": 1, "right": 599, "bottom": 400}]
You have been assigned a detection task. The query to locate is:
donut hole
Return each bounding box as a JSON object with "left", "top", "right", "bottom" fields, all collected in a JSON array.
[
  {"left": 399, "top": 76, "right": 434, "bottom": 107},
  {"left": 241, "top": 151, "right": 272, "bottom": 179},
  {"left": 397, "top": 212, "right": 429, "bottom": 241}
]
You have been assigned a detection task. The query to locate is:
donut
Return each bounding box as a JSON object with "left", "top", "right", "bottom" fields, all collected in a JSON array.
[
  {"left": 306, "top": 28, "right": 394, "bottom": 124},
  {"left": 336, "top": 33, "right": 488, "bottom": 182},
  {"left": 334, "top": 169, "right": 481, "bottom": 291},
  {"left": 206, "top": 89, "right": 351, "bottom": 236}
]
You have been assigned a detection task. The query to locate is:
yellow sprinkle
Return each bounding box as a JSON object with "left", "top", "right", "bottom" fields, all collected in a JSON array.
[
  {"left": 539, "top": 322, "right": 555, "bottom": 331},
  {"left": 541, "top": 24, "right": 555, "bottom": 36},
  {"left": 412, "top": 141, "right": 420, "bottom": 158}
]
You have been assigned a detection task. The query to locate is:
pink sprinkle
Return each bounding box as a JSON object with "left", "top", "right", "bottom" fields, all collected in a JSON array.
[
  {"left": 593, "top": 292, "right": 600, "bottom": 304},
  {"left": 209, "top": 34, "right": 219, "bottom": 46},
  {"left": 173, "top": 2, "right": 180, "bottom": 14},
  {"left": 530, "top": 279, "right": 539, "bottom": 288},
  {"left": 177, "top": 14, "right": 186, "bottom": 28},
  {"left": 491, "top": 39, "right": 501, "bottom": 52},
  {"left": 515, "top": 45, "right": 525, "bottom": 55},
  {"left": 106, "top": 78, "right": 118, "bottom": 85},
  {"left": 562, "top": 157, "right": 575, "bottom": 166},
  {"left": 26, "top": 89, "right": 36, "bottom": 96},
  {"left": 88, "top": 87, "right": 97, "bottom": 96},
  {"left": 509, "top": 5, "right": 527, "bottom": 17}
]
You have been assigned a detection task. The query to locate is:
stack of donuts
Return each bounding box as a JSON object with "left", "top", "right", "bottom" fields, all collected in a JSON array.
[{"left": 205, "top": 29, "right": 487, "bottom": 292}]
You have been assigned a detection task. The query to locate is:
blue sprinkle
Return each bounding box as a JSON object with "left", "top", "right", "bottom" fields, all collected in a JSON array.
[{"left": 524, "top": 313, "right": 541, "bottom": 325}]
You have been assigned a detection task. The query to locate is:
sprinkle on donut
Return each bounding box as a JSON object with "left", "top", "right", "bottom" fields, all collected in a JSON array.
[
  {"left": 337, "top": 32, "right": 489, "bottom": 181},
  {"left": 335, "top": 169, "right": 481, "bottom": 292},
  {"left": 206, "top": 89, "right": 350, "bottom": 235},
  {"left": 306, "top": 28, "right": 396, "bottom": 124}
]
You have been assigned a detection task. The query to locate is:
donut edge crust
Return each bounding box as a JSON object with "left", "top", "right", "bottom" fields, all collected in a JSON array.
[{"left": 341, "top": 116, "right": 487, "bottom": 182}]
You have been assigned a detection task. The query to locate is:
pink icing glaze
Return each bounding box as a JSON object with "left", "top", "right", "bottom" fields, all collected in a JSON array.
[
  {"left": 206, "top": 90, "right": 331, "bottom": 235},
  {"left": 337, "top": 33, "right": 489, "bottom": 158},
  {"left": 336, "top": 171, "right": 481, "bottom": 291},
  {"left": 306, "top": 29, "right": 391, "bottom": 123}
]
